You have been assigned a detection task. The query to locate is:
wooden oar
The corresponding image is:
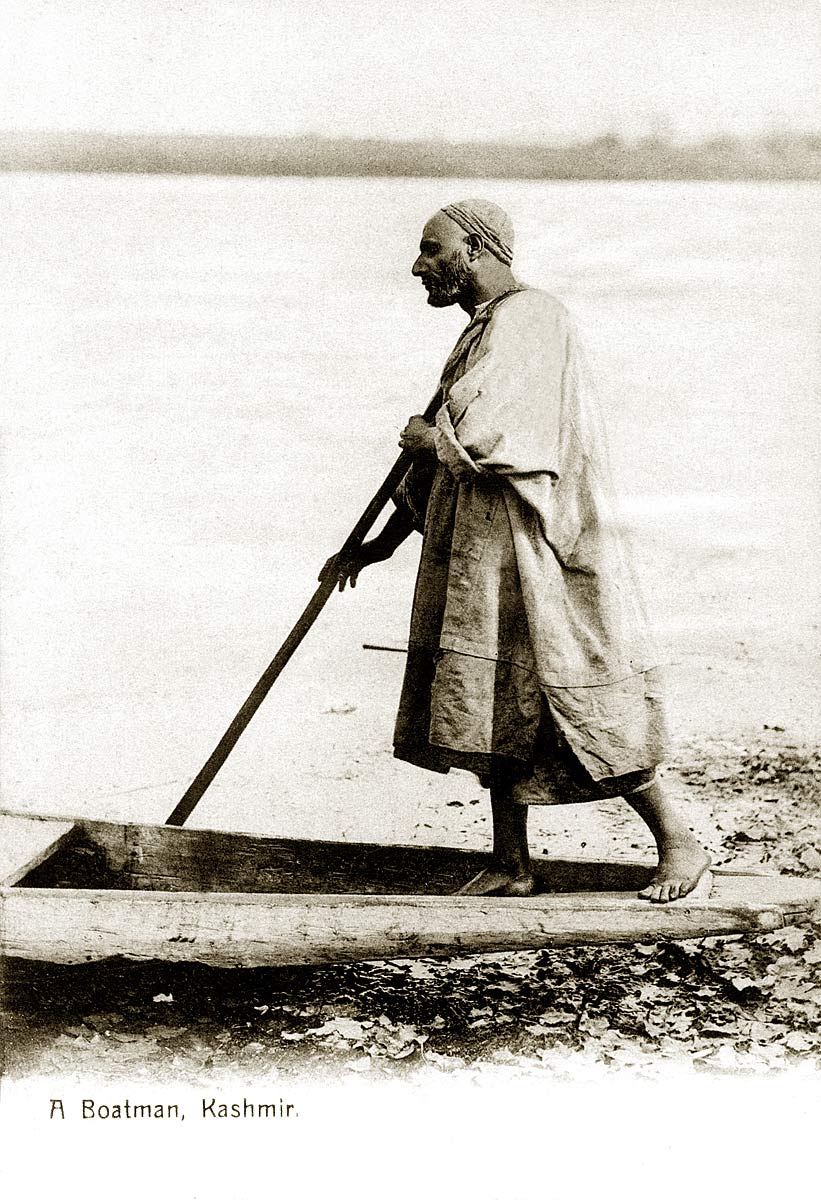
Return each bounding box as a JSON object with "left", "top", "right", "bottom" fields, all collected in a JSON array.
[{"left": 166, "top": 403, "right": 437, "bottom": 827}]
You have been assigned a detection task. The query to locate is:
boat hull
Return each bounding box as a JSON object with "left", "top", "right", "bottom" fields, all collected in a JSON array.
[{"left": 1, "top": 812, "right": 818, "bottom": 967}]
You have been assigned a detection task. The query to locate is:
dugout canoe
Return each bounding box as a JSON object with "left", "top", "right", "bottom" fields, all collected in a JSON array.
[{"left": 1, "top": 811, "right": 818, "bottom": 968}]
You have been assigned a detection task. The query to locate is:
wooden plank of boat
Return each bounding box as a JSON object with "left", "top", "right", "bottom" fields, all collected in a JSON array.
[
  {"left": 2, "top": 885, "right": 812, "bottom": 968},
  {"left": 0, "top": 812, "right": 75, "bottom": 887},
  {"left": 1, "top": 812, "right": 819, "bottom": 967}
]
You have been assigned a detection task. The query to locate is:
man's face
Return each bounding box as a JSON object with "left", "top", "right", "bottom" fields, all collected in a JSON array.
[{"left": 411, "top": 213, "right": 473, "bottom": 308}]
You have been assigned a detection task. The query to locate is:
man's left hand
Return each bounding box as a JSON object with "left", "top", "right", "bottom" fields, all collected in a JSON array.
[{"left": 399, "top": 415, "right": 436, "bottom": 455}]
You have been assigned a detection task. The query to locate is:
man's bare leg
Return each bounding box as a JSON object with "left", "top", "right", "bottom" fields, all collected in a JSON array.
[
  {"left": 625, "top": 778, "right": 711, "bottom": 903},
  {"left": 457, "top": 773, "right": 535, "bottom": 896}
]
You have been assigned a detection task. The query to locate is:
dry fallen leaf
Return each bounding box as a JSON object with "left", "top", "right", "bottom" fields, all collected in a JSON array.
[{"left": 784, "top": 1031, "right": 815, "bottom": 1053}]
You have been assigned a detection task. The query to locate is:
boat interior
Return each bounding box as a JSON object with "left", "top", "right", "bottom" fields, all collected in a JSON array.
[{"left": 17, "top": 818, "right": 657, "bottom": 896}]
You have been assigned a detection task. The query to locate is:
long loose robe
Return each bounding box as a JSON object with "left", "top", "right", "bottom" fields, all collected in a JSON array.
[{"left": 393, "top": 288, "right": 669, "bottom": 804}]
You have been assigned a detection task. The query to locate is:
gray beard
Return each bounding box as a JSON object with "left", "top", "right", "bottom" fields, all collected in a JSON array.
[{"left": 424, "top": 250, "right": 476, "bottom": 308}]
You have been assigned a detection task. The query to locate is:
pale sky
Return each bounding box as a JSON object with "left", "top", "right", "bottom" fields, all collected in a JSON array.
[{"left": 2, "top": 0, "right": 819, "bottom": 141}]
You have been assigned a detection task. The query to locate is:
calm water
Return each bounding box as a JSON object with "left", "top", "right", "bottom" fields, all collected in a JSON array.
[{"left": 2, "top": 174, "right": 819, "bottom": 828}]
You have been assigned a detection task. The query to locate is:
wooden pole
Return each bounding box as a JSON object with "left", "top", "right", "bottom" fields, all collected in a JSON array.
[{"left": 166, "top": 401, "right": 438, "bottom": 827}]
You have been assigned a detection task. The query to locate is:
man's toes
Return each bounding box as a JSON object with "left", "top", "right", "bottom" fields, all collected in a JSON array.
[
  {"left": 652, "top": 881, "right": 674, "bottom": 903},
  {"left": 455, "top": 869, "right": 512, "bottom": 896},
  {"left": 456, "top": 870, "right": 490, "bottom": 895},
  {"left": 639, "top": 883, "right": 660, "bottom": 902}
]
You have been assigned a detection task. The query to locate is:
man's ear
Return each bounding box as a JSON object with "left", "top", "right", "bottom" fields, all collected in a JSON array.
[{"left": 465, "top": 233, "right": 484, "bottom": 261}]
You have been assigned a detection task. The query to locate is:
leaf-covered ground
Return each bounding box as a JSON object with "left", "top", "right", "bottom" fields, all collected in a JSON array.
[{"left": 2, "top": 739, "right": 819, "bottom": 1082}]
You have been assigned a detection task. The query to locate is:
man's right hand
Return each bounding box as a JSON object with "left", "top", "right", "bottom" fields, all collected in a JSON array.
[{"left": 399, "top": 415, "right": 436, "bottom": 455}]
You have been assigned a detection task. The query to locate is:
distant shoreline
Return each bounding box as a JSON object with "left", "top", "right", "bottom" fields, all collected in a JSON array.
[{"left": 3, "top": 131, "right": 820, "bottom": 181}]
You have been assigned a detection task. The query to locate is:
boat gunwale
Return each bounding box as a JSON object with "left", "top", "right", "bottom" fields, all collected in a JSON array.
[{"left": 1, "top": 882, "right": 811, "bottom": 921}]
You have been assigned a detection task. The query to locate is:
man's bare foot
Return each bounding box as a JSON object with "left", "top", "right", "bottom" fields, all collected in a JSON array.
[
  {"left": 638, "top": 838, "right": 712, "bottom": 903},
  {"left": 456, "top": 868, "right": 535, "bottom": 897}
]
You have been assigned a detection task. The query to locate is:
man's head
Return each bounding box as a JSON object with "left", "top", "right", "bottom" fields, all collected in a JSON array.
[{"left": 412, "top": 199, "right": 515, "bottom": 310}]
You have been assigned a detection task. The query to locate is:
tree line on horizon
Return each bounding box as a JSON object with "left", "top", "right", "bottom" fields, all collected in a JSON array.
[{"left": 2, "top": 130, "right": 819, "bottom": 180}]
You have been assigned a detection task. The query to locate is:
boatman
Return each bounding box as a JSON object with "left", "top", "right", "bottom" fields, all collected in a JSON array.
[{"left": 328, "top": 199, "right": 710, "bottom": 901}]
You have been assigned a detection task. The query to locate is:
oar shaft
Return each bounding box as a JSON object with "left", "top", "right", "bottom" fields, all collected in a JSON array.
[
  {"left": 166, "top": 444, "right": 420, "bottom": 827},
  {"left": 166, "top": 575, "right": 337, "bottom": 825}
]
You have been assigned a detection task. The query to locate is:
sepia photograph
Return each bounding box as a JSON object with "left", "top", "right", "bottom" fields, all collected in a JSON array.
[{"left": 1, "top": 2, "right": 819, "bottom": 1197}]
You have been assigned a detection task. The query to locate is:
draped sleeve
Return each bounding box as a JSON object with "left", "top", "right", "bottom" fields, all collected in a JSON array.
[
  {"left": 433, "top": 290, "right": 585, "bottom": 558},
  {"left": 433, "top": 290, "right": 567, "bottom": 484}
]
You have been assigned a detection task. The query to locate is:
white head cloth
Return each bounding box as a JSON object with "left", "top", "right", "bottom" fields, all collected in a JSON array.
[{"left": 440, "top": 199, "right": 514, "bottom": 265}]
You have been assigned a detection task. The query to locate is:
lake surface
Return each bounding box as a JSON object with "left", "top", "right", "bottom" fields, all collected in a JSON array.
[{"left": 2, "top": 174, "right": 818, "bottom": 833}]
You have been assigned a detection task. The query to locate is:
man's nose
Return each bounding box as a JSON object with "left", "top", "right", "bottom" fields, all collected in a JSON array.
[{"left": 411, "top": 256, "right": 424, "bottom": 276}]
